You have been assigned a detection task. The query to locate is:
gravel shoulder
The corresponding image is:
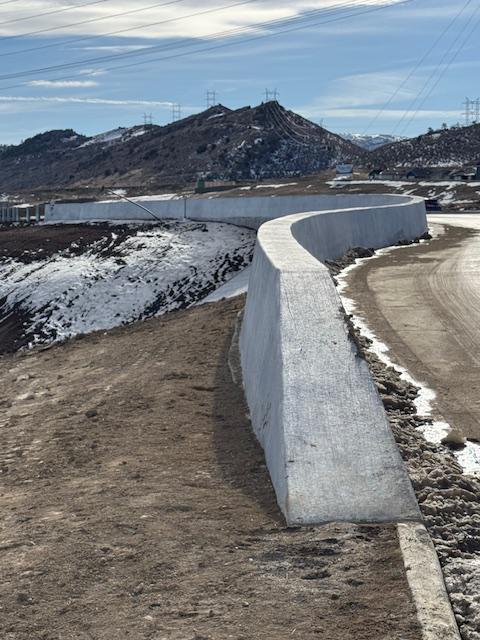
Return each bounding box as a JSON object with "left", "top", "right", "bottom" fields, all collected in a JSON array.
[{"left": 0, "top": 296, "right": 422, "bottom": 640}]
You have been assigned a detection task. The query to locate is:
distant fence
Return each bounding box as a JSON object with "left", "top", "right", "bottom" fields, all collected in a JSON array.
[{"left": 0, "top": 204, "right": 45, "bottom": 225}]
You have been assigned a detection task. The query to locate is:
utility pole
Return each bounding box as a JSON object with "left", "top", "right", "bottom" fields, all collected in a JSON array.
[
  {"left": 264, "top": 88, "right": 279, "bottom": 103},
  {"left": 464, "top": 97, "right": 480, "bottom": 125},
  {"left": 206, "top": 90, "right": 217, "bottom": 108},
  {"left": 143, "top": 113, "right": 153, "bottom": 126},
  {"left": 172, "top": 103, "right": 182, "bottom": 122}
]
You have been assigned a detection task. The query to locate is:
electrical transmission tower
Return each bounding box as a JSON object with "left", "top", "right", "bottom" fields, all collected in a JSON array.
[
  {"left": 143, "top": 113, "right": 153, "bottom": 126},
  {"left": 172, "top": 103, "right": 182, "bottom": 122},
  {"left": 206, "top": 90, "right": 218, "bottom": 108},
  {"left": 464, "top": 97, "right": 480, "bottom": 125},
  {"left": 264, "top": 88, "right": 279, "bottom": 103}
]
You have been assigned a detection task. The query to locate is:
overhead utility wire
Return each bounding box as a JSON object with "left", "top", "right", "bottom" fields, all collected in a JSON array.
[
  {"left": 0, "top": 0, "right": 409, "bottom": 84},
  {"left": 0, "top": 0, "right": 116, "bottom": 27},
  {"left": 0, "top": 0, "right": 364, "bottom": 53},
  {"left": 0, "top": 0, "right": 196, "bottom": 42},
  {"left": 397, "top": 5, "right": 480, "bottom": 135},
  {"left": 0, "top": 0, "right": 276, "bottom": 78},
  {"left": 0, "top": 0, "right": 366, "bottom": 59},
  {"left": 362, "top": 0, "right": 475, "bottom": 134},
  {"left": 392, "top": 1, "right": 480, "bottom": 135}
]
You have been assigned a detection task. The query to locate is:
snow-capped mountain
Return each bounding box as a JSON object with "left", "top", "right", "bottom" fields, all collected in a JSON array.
[{"left": 340, "top": 133, "right": 407, "bottom": 151}]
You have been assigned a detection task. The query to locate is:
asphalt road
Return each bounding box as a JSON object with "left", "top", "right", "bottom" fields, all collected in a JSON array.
[{"left": 344, "top": 213, "right": 480, "bottom": 441}]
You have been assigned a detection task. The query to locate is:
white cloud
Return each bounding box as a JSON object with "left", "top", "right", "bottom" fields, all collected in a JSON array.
[
  {"left": 79, "top": 68, "right": 107, "bottom": 77},
  {"left": 302, "top": 70, "right": 421, "bottom": 112},
  {"left": 319, "top": 108, "right": 462, "bottom": 119},
  {"left": 29, "top": 79, "right": 99, "bottom": 88},
  {"left": 0, "top": 95, "right": 185, "bottom": 108},
  {"left": 0, "top": 0, "right": 407, "bottom": 39},
  {"left": 80, "top": 45, "right": 151, "bottom": 53}
]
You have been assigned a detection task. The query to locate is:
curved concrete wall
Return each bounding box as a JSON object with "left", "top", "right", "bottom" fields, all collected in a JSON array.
[
  {"left": 239, "top": 197, "right": 426, "bottom": 525},
  {"left": 45, "top": 193, "right": 422, "bottom": 231},
  {"left": 47, "top": 192, "right": 426, "bottom": 525}
]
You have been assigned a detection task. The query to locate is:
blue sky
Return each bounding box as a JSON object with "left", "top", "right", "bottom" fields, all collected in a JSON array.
[{"left": 0, "top": 0, "right": 478, "bottom": 144}]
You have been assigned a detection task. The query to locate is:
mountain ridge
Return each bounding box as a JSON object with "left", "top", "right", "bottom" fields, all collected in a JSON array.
[{"left": 0, "top": 102, "right": 366, "bottom": 193}]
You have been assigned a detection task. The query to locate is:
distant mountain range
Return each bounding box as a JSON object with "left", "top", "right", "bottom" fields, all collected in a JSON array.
[
  {"left": 340, "top": 133, "right": 407, "bottom": 151},
  {"left": 0, "top": 102, "right": 365, "bottom": 193}
]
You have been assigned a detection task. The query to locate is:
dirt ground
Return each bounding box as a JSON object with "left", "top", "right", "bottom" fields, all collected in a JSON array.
[
  {"left": 343, "top": 223, "right": 480, "bottom": 441},
  {"left": 0, "top": 296, "right": 422, "bottom": 640}
]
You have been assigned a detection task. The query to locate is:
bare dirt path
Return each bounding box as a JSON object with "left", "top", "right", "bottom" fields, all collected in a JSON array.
[
  {"left": 0, "top": 297, "right": 421, "bottom": 640},
  {"left": 344, "top": 221, "right": 480, "bottom": 442}
]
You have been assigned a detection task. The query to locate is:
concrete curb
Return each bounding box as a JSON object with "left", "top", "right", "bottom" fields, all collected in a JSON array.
[{"left": 398, "top": 523, "right": 461, "bottom": 640}]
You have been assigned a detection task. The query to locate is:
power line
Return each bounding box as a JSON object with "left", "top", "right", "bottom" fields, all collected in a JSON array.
[
  {"left": 0, "top": 0, "right": 265, "bottom": 75},
  {"left": 206, "top": 90, "right": 217, "bottom": 108},
  {"left": 0, "top": 0, "right": 366, "bottom": 59},
  {"left": 264, "top": 88, "right": 279, "bottom": 102},
  {"left": 362, "top": 0, "right": 475, "bottom": 135},
  {"left": 0, "top": 0, "right": 410, "bottom": 90},
  {"left": 463, "top": 96, "right": 480, "bottom": 124},
  {"left": 396, "top": 3, "right": 480, "bottom": 135},
  {"left": 0, "top": 0, "right": 115, "bottom": 27},
  {"left": 0, "top": 0, "right": 194, "bottom": 43},
  {"left": 0, "top": 0, "right": 364, "bottom": 47}
]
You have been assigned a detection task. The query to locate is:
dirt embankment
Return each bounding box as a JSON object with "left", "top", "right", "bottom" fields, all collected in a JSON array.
[{"left": 0, "top": 297, "right": 422, "bottom": 640}]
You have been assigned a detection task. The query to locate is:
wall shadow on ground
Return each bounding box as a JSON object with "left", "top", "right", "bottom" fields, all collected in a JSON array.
[{"left": 212, "top": 300, "right": 284, "bottom": 525}]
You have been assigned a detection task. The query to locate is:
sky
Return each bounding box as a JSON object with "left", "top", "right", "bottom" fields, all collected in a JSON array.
[{"left": 0, "top": 0, "right": 478, "bottom": 144}]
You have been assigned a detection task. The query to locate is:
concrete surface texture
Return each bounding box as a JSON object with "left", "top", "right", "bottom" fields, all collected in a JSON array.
[
  {"left": 397, "top": 523, "right": 461, "bottom": 640},
  {"left": 239, "top": 198, "right": 427, "bottom": 525},
  {"left": 46, "top": 193, "right": 421, "bottom": 229}
]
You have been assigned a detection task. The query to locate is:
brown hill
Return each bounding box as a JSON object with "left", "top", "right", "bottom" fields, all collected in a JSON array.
[
  {"left": 370, "top": 123, "right": 480, "bottom": 169},
  {"left": 0, "top": 102, "right": 365, "bottom": 193}
]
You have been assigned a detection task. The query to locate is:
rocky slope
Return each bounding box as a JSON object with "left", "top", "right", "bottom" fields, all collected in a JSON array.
[
  {"left": 0, "top": 102, "right": 365, "bottom": 192},
  {"left": 370, "top": 123, "right": 480, "bottom": 168}
]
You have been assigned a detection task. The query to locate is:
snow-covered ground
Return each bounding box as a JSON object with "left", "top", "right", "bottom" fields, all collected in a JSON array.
[{"left": 0, "top": 221, "right": 255, "bottom": 348}]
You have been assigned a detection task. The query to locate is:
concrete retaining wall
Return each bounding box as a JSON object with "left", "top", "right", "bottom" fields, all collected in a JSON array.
[
  {"left": 46, "top": 193, "right": 420, "bottom": 230},
  {"left": 239, "top": 197, "right": 426, "bottom": 525},
  {"left": 47, "top": 192, "right": 426, "bottom": 525}
]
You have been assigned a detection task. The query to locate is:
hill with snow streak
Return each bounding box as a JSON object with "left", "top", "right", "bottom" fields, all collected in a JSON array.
[
  {"left": 370, "top": 123, "right": 480, "bottom": 168},
  {"left": 0, "top": 102, "right": 365, "bottom": 192},
  {"left": 0, "top": 221, "right": 254, "bottom": 351}
]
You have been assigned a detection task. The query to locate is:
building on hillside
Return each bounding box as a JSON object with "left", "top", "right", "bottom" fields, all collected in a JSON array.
[
  {"left": 335, "top": 163, "right": 354, "bottom": 179},
  {"left": 195, "top": 179, "right": 238, "bottom": 193},
  {"left": 449, "top": 167, "right": 478, "bottom": 182}
]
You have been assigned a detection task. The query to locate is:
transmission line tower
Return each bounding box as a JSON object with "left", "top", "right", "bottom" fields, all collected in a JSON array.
[
  {"left": 172, "top": 103, "right": 182, "bottom": 122},
  {"left": 206, "top": 90, "right": 218, "bottom": 108},
  {"left": 143, "top": 113, "right": 153, "bottom": 126},
  {"left": 264, "top": 88, "right": 279, "bottom": 103},
  {"left": 464, "top": 97, "right": 480, "bottom": 125}
]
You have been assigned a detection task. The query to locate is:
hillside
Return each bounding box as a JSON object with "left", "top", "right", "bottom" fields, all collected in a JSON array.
[
  {"left": 370, "top": 123, "right": 480, "bottom": 168},
  {"left": 0, "top": 102, "right": 365, "bottom": 193}
]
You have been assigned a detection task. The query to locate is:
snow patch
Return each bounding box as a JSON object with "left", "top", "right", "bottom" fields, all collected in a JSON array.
[{"left": 0, "top": 222, "right": 255, "bottom": 347}]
